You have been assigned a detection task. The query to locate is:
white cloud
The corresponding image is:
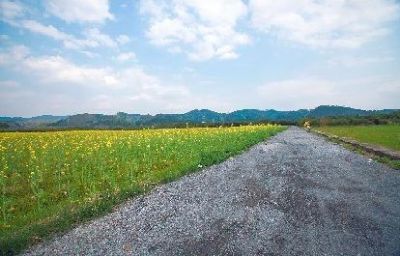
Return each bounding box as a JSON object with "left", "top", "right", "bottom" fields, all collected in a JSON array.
[
  {"left": 249, "top": 0, "right": 400, "bottom": 48},
  {"left": 19, "top": 20, "right": 97, "bottom": 49},
  {"left": 327, "top": 55, "right": 394, "bottom": 67},
  {"left": 22, "top": 55, "right": 121, "bottom": 87},
  {"left": 0, "top": 45, "right": 29, "bottom": 65},
  {"left": 10, "top": 19, "right": 127, "bottom": 51},
  {"left": 257, "top": 77, "right": 336, "bottom": 109},
  {"left": 116, "top": 35, "right": 131, "bottom": 45},
  {"left": 20, "top": 19, "right": 70, "bottom": 41},
  {"left": 0, "top": 2, "right": 124, "bottom": 54},
  {"left": 116, "top": 52, "right": 136, "bottom": 62},
  {"left": 0, "top": 0, "right": 25, "bottom": 22},
  {"left": 140, "top": 0, "right": 250, "bottom": 61},
  {"left": 0, "top": 46, "right": 118, "bottom": 88},
  {"left": 0, "top": 80, "right": 19, "bottom": 89},
  {"left": 257, "top": 76, "right": 400, "bottom": 110},
  {"left": 85, "top": 28, "right": 117, "bottom": 48},
  {"left": 80, "top": 50, "right": 99, "bottom": 58},
  {"left": 0, "top": 45, "right": 218, "bottom": 115},
  {"left": 45, "top": 0, "right": 113, "bottom": 23}
]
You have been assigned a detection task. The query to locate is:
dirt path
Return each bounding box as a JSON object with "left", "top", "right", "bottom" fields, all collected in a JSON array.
[{"left": 24, "top": 127, "right": 400, "bottom": 255}]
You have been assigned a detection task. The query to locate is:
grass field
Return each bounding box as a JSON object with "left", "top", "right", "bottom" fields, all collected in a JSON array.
[
  {"left": 316, "top": 125, "right": 400, "bottom": 151},
  {"left": 0, "top": 124, "right": 284, "bottom": 253}
]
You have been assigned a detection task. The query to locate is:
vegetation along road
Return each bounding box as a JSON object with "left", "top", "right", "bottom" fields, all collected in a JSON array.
[
  {"left": 23, "top": 127, "right": 400, "bottom": 255},
  {"left": 317, "top": 125, "right": 400, "bottom": 152},
  {"left": 1, "top": 125, "right": 284, "bottom": 253}
]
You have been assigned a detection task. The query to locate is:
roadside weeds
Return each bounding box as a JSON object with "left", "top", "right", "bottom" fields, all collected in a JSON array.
[{"left": 311, "top": 129, "right": 400, "bottom": 170}]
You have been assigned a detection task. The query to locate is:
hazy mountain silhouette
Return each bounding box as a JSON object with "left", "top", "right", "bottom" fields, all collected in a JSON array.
[{"left": 0, "top": 105, "right": 398, "bottom": 130}]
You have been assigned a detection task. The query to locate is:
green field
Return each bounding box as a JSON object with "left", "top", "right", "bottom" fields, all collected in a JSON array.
[
  {"left": 317, "top": 125, "right": 400, "bottom": 151},
  {"left": 0, "top": 125, "right": 284, "bottom": 253}
]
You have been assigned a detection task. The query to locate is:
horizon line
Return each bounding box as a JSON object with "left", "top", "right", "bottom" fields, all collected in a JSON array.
[{"left": 2, "top": 105, "right": 399, "bottom": 119}]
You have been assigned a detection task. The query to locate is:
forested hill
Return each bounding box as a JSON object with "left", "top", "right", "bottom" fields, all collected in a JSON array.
[{"left": 1, "top": 105, "right": 398, "bottom": 130}]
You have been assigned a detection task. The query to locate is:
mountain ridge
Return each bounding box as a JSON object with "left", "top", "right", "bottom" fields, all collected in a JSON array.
[{"left": 1, "top": 105, "right": 398, "bottom": 130}]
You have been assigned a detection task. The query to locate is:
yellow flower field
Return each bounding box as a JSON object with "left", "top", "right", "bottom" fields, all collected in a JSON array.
[{"left": 0, "top": 124, "right": 284, "bottom": 252}]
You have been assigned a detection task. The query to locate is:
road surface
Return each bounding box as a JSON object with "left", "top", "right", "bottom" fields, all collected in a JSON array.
[{"left": 24, "top": 127, "right": 400, "bottom": 255}]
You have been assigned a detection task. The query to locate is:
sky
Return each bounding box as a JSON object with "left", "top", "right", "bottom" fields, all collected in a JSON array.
[{"left": 0, "top": 0, "right": 399, "bottom": 117}]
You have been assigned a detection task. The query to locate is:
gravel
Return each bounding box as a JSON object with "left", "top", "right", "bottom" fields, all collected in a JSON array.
[{"left": 23, "top": 126, "right": 400, "bottom": 255}]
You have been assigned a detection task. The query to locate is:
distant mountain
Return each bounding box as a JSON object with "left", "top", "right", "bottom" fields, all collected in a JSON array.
[
  {"left": 0, "top": 105, "right": 398, "bottom": 130},
  {"left": 0, "top": 115, "right": 66, "bottom": 130},
  {"left": 182, "top": 109, "right": 224, "bottom": 123},
  {"left": 308, "top": 105, "right": 398, "bottom": 118}
]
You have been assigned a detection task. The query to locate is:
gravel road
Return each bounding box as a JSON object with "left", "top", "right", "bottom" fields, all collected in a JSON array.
[{"left": 23, "top": 127, "right": 400, "bottom": 255}]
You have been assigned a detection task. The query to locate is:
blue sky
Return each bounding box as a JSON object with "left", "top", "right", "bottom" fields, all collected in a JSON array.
[{"left": 0, "top": 0, "right": 399, "bottom": 117}]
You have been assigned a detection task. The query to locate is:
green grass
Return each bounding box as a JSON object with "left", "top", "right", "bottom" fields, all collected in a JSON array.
[
  {"left": 316, "top": 125, "right": 400, "bottom": 169},
  {"left": 0, "top": 125, "right": 285, "bottom": 254},
  {"left": 317, "top": 125, "right": 400, "bottom": 151}
]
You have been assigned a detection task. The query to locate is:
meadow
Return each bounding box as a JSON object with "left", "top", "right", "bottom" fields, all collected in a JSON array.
[
  {"left": 0, "top": 124, "right": 284, "bottom": 252},
  {"left": 317, "top": 125, "right": 400, "bottom": 151}
]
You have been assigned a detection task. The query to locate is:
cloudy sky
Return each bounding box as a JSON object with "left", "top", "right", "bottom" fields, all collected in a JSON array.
[{"left": 0, "top": 0, "right": 399, "bottom": 117}]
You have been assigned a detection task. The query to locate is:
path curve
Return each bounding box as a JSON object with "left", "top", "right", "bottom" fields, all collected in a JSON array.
[{"left": 24, "top": 127, "right": 400, "bottom": 255}]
